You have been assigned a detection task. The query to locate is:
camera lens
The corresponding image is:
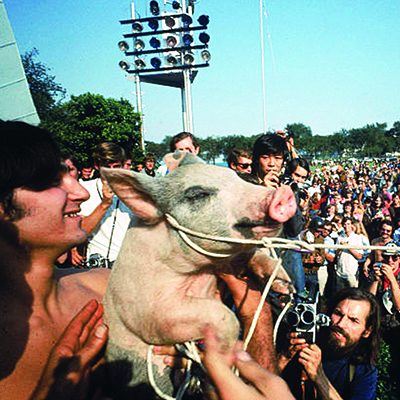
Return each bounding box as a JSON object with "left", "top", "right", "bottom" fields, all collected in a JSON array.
[
  {"left": 286, "top": 310, "right": 300, "bottom": 327},
  {"left": 301, "top": 309, "right": 315, "bottom": 325}
]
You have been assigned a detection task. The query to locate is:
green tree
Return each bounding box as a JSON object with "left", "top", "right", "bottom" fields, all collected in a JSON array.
[
  {"left": 22, "top": 48, "right": 66, "bottom": 121},
  {"left": 43, "top": 93, "right": 141, "bottom": 165},
  {"left": 285, "top": 123, "right": 313, "bottom": 156},
  {"left": 144, "top": 140, "right": 169, "bottom": 163},
  {"left": 199, "top": 136, "right": 225, "bottom": 164}
]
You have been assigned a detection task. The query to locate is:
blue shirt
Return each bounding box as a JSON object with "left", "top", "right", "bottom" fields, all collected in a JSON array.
[
  {"left": 321, "top": 357, "right": 377, "bottom": 400},
  {"left": 283, "top": 354, "right": 377, "bottom": 400}
]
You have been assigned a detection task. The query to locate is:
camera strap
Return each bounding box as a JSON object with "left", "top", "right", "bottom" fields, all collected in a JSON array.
[{"left": 106, "top": 199, "right": 119, "bottom": 264}]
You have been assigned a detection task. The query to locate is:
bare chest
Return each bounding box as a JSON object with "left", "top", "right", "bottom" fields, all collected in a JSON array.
[{"left": 0, "top": 315, "right": 64, "bottom": 400}]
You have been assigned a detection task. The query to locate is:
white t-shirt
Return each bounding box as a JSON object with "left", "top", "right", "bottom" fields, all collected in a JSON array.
[
  {"left": 337, "top": 232, "right": 363, "bottom": 278},
  {"left": 80, "top": 178, "right": 134, "bottom": 262}
]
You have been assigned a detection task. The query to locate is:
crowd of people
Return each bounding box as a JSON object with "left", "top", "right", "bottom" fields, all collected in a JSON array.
[{"left": 1, "top": 120, "right": 400, "bottom": 400}]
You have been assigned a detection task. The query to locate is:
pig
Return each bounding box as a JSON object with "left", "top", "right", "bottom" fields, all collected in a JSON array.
[{"left": 101, "top": 152, "right": 296, "bottom": 399}]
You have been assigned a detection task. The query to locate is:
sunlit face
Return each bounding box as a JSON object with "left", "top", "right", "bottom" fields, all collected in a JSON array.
[
  {"left": 291, "top": 166, "right": 308, "bottom": 183},
  {"left": 380, "top": 223, "right": 393, "bottom": 239},
  {"left": 81, "top": 167, "right": 94, "bottom": 180},
  {"left": 343, "top": 219, "right": 353, "bottom": 235},
  {"left": 124, "top": 159, "right": 132, "bottom": 170},
  {"left": 329, "top": 299, "right": 371, "bottom": 350},
  {"left": 12, "top": 173, "right": 89, "bottom": 254},
  {"left": 258, "top": 154, "right": 284, "bottom": 178},
  {"left": 145, "top": 160, "right": 155, "bottom": 170},
  {"left": 383, "top": 253, "right": 400, "bottom": 273},
  {"left": 231, "top": 156, "right": 252, "bottom": 174},
  {"left": 174, "top": 136, "right": 199, "bottom": 155}
]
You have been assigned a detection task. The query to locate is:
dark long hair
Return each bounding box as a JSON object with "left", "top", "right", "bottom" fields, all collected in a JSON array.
[
  {"left": 324, "top": 288, "right": 381, "bottom": 365},
  {"left": 0, "top": 121, "right": 62, "bottom": 220}
]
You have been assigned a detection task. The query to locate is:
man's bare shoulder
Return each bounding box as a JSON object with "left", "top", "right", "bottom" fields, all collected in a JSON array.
[{"left": 55, "top": 268, "right": 110, "bottom": 301}]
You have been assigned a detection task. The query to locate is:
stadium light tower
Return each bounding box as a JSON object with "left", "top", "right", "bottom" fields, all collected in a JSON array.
[{"left": 117, "top": 0, "right": 211, "bottom": 138}]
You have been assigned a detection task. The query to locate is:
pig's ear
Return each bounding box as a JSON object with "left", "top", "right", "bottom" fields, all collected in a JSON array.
[
  {"left": 101, "top": 168, "right": 161, "bottom": 222},
  {"left": 164, "top": 151, "right": 205, "bottom": 172}
]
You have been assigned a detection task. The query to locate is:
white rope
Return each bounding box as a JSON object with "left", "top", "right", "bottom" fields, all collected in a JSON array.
[
  {"left": 165, "top": 213, "right": 400, "bottom": 254},
  {"left": 147, "top": 345, "right": 176, "bottom": 400},
  {"left": 273, "top": 295, "right": 294, "bottom": 347},
  {"left": 243, "top": 242, "right": 282, "bottom": 351}
]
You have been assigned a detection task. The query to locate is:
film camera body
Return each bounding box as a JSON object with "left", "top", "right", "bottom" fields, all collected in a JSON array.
[
  {"left": 285, "top": 291, "right": 330, "bottom": 343},
  {"left": 280, "top": 176, "right": 310, "bottom": 201},
  {"left": 86, "top": 253, "right": 112, "bottom": 269}
]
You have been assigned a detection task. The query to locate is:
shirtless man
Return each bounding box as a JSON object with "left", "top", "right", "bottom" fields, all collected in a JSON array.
[
  {"left": 0, "top": 121, "right": 286, "bottom": 400},
  {"left": 0, "top": 121, "right": 110, "bottom": 400}
]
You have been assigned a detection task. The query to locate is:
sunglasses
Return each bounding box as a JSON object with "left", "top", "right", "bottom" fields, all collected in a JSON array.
[
  {"left": 383, "top": 255, "right": 399, "bottom": 262},
  {"left": 236, "top": 162, "right": 252, "bottom": 169}
]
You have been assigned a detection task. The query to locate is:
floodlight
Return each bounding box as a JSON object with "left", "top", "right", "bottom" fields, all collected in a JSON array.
[
  {"left": 182, "top": 34, "right": 193, "bottom": 46},
  {"left": 166, "top": 35, "right": 178, "bottom": 47},
  {"left": 183, "top": 52, "right": 195, "bottom": 65},
  {"left": 134, "top": 39, "right": 145, "bottom": 50},
  {"left": 119, "top": 60, "right": 130, "bottom": 70},
  {"left": 201, "top": 50, "right": 211, "bottom": 62},
  {"left": 199, "top": 32, "right": 210, "bottom": 44},
  {"left": 172, "top": 1, "right": 180, "bottom": 10},
  {"left": 135, "top": 59, "right": 146, "bottom": 69},
  {"left": 150, "top": 37, "right": 161, "bottom": 49},
  {"left": 197, "top": 15, "right": 209, "bottom": 27},
  {"left": 166, "top": 54, "right": 179, "bottom": 66},
  {"left": 118, "top": 41, "right": 129, "bottom": 51},
  {"left": 181, "top": 14, "right": 192, "bottom": 28},
  {"left": 150, "top": 1, "right": 160, "bottom": 16},
  {"left": 150, "top": 57, "right": 162, "bottom": 68},
  {"left": 132, "top": 22, "right": 143, "bottom": 32},
  {"left": 165, "top": 16, "right": 175, "bottom": 28},
  {"left": 148, "top": 18, "right": 159, "bottom": 30}
]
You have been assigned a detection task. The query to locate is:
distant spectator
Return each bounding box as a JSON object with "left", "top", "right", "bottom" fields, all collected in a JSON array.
[
  {"left": 79, "top": 160, "right": 96, "bottom": 181},
  {"left": 226, "top": 147, "right": 252, "bottom": 174},
  {"left": 79, "top": 142, "right": 132, "bottom": 268},
  {"left": 363, "top": 220, "right": 394, "bottom": 283},
  {"left": 157, "top": 131, "right": 200, "bottom": 176},
  {"left": 143, "top": 154, "right": 156, "bottom": 177},
  {"left": 135, "top": 162, "right": 144, "bottom": 172},
  {"left": 336, "top": 217, "right": 363, "bottom": 289},
  {"left": 389, "top": 193, "right": 400, "bottom": 227}
]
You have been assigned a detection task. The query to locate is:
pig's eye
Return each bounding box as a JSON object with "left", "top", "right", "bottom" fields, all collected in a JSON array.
[{"left": 184, "top": 186, "right": 217, "bottom": 202}]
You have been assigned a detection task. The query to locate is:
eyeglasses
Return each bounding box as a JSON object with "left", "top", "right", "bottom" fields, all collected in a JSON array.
[
  {"left": 236, "top": 162, "right": 252, "bottom": 169},
  {"left": 381, "top": 228, "right": 392, "bottom": 233}
]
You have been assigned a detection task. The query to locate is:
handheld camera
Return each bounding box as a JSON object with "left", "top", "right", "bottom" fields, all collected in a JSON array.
[{"left": 284, "top": 290, "right": 330, "bottom": 343}]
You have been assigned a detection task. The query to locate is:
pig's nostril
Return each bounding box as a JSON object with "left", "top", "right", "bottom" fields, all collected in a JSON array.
[{"left": 269, "top": 185, "right": 297, "bottom": 223}]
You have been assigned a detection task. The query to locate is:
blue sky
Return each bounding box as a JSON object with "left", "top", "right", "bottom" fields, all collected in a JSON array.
[{"left": 5, "top": 0, "right": 400, "bottom": 143}]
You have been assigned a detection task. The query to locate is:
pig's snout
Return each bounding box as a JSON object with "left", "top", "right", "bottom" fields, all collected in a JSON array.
[{"left": 268, "top": 185, "right": 297, "bottom": 223}]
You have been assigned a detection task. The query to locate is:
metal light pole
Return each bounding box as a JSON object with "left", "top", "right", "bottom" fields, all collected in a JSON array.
[{"left": 117, "top": 1, "right": 210, "bottom": 138}]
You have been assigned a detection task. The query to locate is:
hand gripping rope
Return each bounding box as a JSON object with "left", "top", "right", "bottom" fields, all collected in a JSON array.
[{"left": 147, "top": 213, "right": 400, "bottom": 399}]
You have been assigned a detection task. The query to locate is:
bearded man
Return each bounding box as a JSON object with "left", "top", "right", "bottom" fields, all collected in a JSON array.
[{"left": 278, "top": 288, "right": 380, "bottom": 400}]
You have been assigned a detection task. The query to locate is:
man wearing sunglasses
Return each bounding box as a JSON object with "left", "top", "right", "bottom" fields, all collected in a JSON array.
[
  {"left": 367, "top": 241, "right": 400, "bottom": 325},
  {"left": 226, "top": 147, "right": 253, "bottom": 175}
]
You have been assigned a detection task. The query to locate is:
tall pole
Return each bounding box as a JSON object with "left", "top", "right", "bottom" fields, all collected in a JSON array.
[
  {"left": 259, "top": 0, "right": 267, "bottom": 134},
  {"left": 131, "top": 2, "right": 145, "bottom": 150},
  {"left": 180, "top": 0, "right": 194, "bottom": 133}
]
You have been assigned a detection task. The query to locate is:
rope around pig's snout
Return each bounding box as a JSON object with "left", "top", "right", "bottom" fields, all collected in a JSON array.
[{"left": 165, "top": 213, "right": 400, "bottom": 254}]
